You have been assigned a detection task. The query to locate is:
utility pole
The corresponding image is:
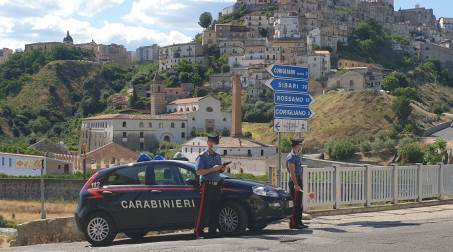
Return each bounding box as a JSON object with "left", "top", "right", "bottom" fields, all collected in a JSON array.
[
  {"left": 82, "top": 143, "right": 87, "bottom": 181},
  {"left": 40, "top": 152, "right": 47, "bottom": 219}
]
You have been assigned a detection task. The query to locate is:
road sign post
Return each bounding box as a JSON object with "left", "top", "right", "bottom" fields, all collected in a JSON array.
[{"left": 266, "top": 64, "right": 313, "bottom": 188}]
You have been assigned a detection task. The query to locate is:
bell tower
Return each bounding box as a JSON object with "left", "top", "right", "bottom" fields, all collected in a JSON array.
[{"left": 150, "top": 72, "right": 166, "bottom": 115}]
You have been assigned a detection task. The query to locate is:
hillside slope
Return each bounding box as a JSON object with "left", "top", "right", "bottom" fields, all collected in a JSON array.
[
  {"left": 9, "top": 60, "right": 101, "bottom": 115},
  {"left": 244, "top": 88, "right": 452, "bottom": 152}
]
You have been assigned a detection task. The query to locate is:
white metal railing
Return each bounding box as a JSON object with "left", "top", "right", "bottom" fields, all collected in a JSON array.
[{"left": 280, "top": 164, "right": 453, "bottom": 211}]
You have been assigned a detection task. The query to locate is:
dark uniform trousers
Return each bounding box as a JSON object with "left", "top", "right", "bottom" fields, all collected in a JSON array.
[
  {"left": 288, "top": 175, "right": 303, "bottom": 227},
  {"left": 195, "top": 181, "right": 222, "bottom": 237}
]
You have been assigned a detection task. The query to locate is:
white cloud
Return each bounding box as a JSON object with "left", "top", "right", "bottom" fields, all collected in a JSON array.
[
  {"left": 124, "top": 0, "right": 188, "bottom": 25},
  {"left": 0, "top": 17, "right": 15, "bottom": 33}
]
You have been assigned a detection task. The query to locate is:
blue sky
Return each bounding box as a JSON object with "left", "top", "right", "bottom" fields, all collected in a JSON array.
[{"left": 0, "top": 0, "right": 450, "bottom": 51}]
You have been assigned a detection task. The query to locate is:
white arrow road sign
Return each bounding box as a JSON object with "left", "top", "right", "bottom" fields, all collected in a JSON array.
[{"left": 274, "top": 119, "right": 308, "bottom": 133}]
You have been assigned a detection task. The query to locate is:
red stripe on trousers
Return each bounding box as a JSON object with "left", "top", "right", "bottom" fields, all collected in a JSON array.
[
  {"left": 194, "top": 182, "right": 206, "bottom": 238},
  {"left": 291, "top": 189, "right": 300, "bottom": 226}
]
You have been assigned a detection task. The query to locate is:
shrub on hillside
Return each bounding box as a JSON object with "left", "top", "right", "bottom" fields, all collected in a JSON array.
[
  {"left": 424, "top": 139, "right": 447, "bottom": 165},
  {"left": 325, "top": 139, "right": 357, "bottom": 161},
  {"left": 360, "top": 141, "right": 372, "bottom": 153},
  {"left": 431, "top": 102, "right": 449, "bottom": 115},
  {"left": 397, "top": 138, "right": 424, "bottom": 164}
]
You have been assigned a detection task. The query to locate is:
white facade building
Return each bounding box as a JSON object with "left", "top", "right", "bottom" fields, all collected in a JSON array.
[
  {"left": 274, "top": 16, "right": 301, "bottom": 39},
  {"left": 136, "top": 44, "right": 160, "bottom": 63},
  {"left": 0, "top": 152, "right": 72, "bottom": 176},
  {"left": 159, "top": 42, "right": 205, "bottom": 71},
  {"left": 297, "top": 51, "right": 331, "bottom": 80},
  {"left": 81, "top": 96, "right": 231, "bottom": 152},
  {"left": 181, "top": 137, "right": 277, "bottom": 163},
  {"left": 439, "top": 17, "right": 453, "bottom": 32}
]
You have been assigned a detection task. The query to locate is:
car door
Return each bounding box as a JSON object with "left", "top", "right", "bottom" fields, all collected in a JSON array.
[
  {"left": 147, "top": 162, "right": 199, "bottom": 228},
  {"left": 99, "top": 164, "right": 153, "bottom": 230}
]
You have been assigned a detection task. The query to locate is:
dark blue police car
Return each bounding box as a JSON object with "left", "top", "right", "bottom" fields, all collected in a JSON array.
[{"left": 75, "top": 160, "right": 292, "bottom": 246}]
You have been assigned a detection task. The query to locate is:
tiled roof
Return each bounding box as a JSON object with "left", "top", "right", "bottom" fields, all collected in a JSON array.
[
  {"left": 85, "top": 113, "right": 188, "bottom": 121},
  {"left": 169, "top": 96, "right": 206, "bottom": 105},
  {"left": 85, "top": 114, "right": 152, "bottom": 120},
  {"left": 183, "top": 137, "right": 273, "bottom": 148}
]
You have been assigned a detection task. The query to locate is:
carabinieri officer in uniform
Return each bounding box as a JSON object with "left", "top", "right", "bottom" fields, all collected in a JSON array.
[
  {"left": 194, "top": 135, "right": 226, "bottom": 239},
  {"left": 287, "top": 138, "right": 308, "bottom": 229}
]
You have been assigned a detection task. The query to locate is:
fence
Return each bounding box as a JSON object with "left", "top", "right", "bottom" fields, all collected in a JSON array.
[{"left": 280, "top": 164, "right": 453, "bottom": 211}]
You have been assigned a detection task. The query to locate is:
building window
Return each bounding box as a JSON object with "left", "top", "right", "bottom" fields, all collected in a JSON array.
[
  {"left": 223, "top": 150, "right": 227, "bottom": 155},
  {"left": 181, "top": 123, "right": 186, "bottom": 128},
  {"left": 247, "top": 150, "right": 251, "bottom": 156},
  {"left": 139, "top": 122, "right": 144, "bottom": 128},
  {"left": 1, "top": 157, "right": 4, "bottom": 166},
  {"left": 171, "top": 122, "right": 175, "bottom": 128},
  {"left": 181, "top": 132, "right": 186, "bottom": 138},
  {"left": 193, "top": 106, "right": 197, "bottom": 111},
  {"left": 149, "top": 122, "right": 152, "bottom": 128},
  {"left": 9, "top": 158, "right": 12, "bottom": 167},
  {"left": 123, "top": 132, "right": 127, "bottom": 138},
  {"left": 190, "top": 148, "right": 193, "bottom": 153},
  {"left": 122, "top": 121, "right": 127, "bottom": 127},
  {"left": 192, "top": 117, "right": 195, "bottom": 121},
  {"left": 206, "top": 107, "right": 214, "bottom": 112},
  {"left": 140, "top": 132, "right": 144, "bottom": 138},
  {"left": 261, "top": 150, "right": 264, "bottom": 156}
]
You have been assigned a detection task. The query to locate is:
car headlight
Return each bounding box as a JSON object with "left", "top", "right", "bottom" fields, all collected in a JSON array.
[{"left": 252, "top": 186, "right": 279, "bottom": 197}]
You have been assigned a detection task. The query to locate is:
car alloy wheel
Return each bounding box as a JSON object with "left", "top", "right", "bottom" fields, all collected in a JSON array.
[
  {"left": 87, "top": 217, "right": 110, "bottom": 242},
  {"left": 219, "top": 207, "right": 239, "bottom": 233}
]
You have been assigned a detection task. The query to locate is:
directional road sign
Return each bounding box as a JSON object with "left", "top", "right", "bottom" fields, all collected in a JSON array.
[
  {"left": 267, "top": 64, "right": 309, "bottom": 80},
  {"left": 274, "top": 105, "right": 314, "bottom": 120},
  {"left": 274, "top": 92, "right": 313, "bottom": 107},
  {"left": 264, "top": 78, "right": 309, "bottom": 93},
  {"left": 274, "top": 119, "right": 308, "bottom": 133}
]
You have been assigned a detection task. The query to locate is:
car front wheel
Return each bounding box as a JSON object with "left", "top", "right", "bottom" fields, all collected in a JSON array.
[
  {"left": 218, "top": 203, "right": 248, "bottom": 235},
  {"left": 84, "top": 212, "right": 117, "bottom": 246}
]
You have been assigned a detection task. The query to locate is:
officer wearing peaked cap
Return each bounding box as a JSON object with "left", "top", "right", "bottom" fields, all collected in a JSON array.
[
  {"left": 194, "top": 134, "right": 227, "bottom": 239},
  {"left": 287, "top": 138, "right": 308, "bottom": 229}
]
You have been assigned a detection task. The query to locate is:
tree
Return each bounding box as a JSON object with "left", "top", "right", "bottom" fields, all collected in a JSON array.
[
  {"left": 398, "top": 138, "right": 424, "bottom": 164},
  {"left": 393, "top": 96, "right": 412, "bottom": 124},
  {"left": 424, "top": 139, "right": 447, "bottom": 164},
  {"left": 381, "top": 72, "right": 409, "bottom": 92},
  {"left": 198, "top": 12, "right": 213, "bottom": 29}
]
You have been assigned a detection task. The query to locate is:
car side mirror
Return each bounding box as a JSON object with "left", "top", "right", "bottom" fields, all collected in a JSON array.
[{"left": 185, "top": 178, "right": 198, "bottom": 187}]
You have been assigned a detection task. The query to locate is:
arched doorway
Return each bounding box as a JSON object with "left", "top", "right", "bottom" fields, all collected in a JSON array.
[{"left": 163, "top": 136, "right": 171, "bottom": 142}]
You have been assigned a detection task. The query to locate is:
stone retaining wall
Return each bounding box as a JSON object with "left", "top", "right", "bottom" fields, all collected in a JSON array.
[{"left": 0, "top": 179, "right": 84, "bottom": 201}]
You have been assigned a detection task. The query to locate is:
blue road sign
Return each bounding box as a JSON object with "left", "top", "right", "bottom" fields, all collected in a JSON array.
[
  {"left": 265, "top": 78, "right": 309, "bottom": 93},
  {"left": 267, "top": 64, "right": 309, "bottom": 80},
  {"left": 274, "top": 92, "right": 313, "bottom": 106},
  {"left": 274, "top": 105, "right": 314, "bottom": 120}
]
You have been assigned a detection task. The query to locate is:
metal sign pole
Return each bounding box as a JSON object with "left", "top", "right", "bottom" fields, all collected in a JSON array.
[{"left": 277, "top": 132, "right": 282, "bottom": 188}]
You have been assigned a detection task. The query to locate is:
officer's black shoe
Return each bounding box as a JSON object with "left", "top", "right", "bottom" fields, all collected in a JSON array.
[{"left": 290, "top": 224, "right": 308, "bottom": 229}]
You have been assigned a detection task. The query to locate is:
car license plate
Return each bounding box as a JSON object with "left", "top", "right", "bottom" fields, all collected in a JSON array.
[{"left": 288, "top": 201, "right": 293, "bottom": 208}]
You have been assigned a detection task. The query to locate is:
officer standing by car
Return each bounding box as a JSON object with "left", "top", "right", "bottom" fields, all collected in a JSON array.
[
  {"left": 287, "top": 138, "right": 308, "bottom": 229},
  {"left": 194, "top": 135, "right": 226, "bottom": 239}
]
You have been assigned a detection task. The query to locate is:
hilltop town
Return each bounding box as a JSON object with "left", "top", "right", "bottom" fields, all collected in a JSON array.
[{"left": 0, "top": 0, "right": 452, "bottom": 178}]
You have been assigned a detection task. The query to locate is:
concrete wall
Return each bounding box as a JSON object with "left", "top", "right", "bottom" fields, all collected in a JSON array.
[{"left": 0, "top": 179, "right": 84, "bottom": 201}]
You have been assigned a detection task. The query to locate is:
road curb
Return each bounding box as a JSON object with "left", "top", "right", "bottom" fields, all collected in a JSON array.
[{"left": 307, "top": 199, "right": 453, "bottom": 217}]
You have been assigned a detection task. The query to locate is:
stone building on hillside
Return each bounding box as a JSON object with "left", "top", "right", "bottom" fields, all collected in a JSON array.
[
  {"left": 411, "top": 41, "right": 453, "bottom": 64},
  {"left": 159, "top": 42, "right": 205, "bottom": 71},
  {"left": 395, "top": 5, "right": 437, "bottom": 28},
  {"left": 0, "top": 48, "right": 13, "bottom": 64},
  {"left": 136, "top": 44, "right": 160, "bottom": 63},
  {"left": 327, "top": 67, "right": 384, "bottom": 91},
  {"left": 274, "top": 16, "right": 301, "bottom": 39},
  {"left": 440, "top": 18, "right": 453, "bottom": 32},
  {"left": 297, "top": 50, "right": 331, "bottom": 81},
  {"left": 25, "top": 32, "right": 131, "bottom": 67}
]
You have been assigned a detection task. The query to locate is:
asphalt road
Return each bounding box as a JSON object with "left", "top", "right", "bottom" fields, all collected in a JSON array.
[
  {"left": 5, "top": 205, "right": 453, "bottom": 252},
  {"left": 431, "top": 126, "right": 453, "bottom": 141}
]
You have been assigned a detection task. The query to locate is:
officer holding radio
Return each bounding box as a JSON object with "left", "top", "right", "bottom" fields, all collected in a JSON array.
[
  {"left": 287, "top": 138, "right": 308, "bottom": 229},
  {"left": 194, "top": 135, "right": 230, "bottom": 239}
]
